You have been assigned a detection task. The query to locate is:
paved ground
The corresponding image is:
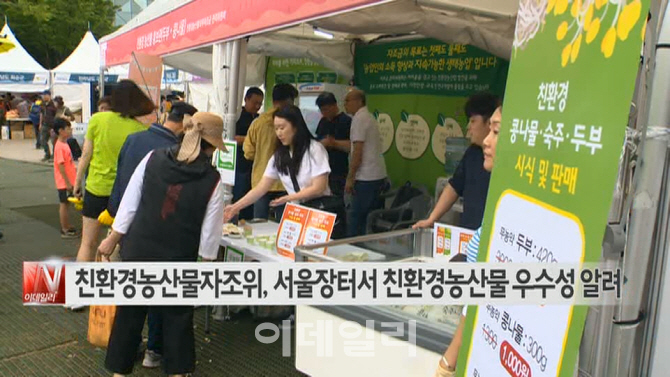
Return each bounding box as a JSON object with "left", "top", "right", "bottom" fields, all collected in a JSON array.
[
  {"left": 0, "top": 157, "right": 304, "bottom": 376},
  {"left": 0, "top": 139, "right": 46, "bottom": 165}
]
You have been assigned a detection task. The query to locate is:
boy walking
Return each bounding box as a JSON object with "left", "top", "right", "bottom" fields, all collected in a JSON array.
[{"left": 53, "top": 118, "right": 78, "bottom": 239}]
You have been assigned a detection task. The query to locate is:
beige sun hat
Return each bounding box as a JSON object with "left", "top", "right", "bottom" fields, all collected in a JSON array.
[{"left": 177, "top": 112, "right": 227, "bottom": 163}]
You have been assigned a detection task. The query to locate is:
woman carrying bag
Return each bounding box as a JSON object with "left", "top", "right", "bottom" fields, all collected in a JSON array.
[
  {"left": 97, "top": 112, "right": 226, "bottom": 377},
  {"left": 224, "top": 105, "right": 343, "bottom": 231}
]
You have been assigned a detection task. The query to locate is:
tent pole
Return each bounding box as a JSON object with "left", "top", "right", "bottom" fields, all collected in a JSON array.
[
  {"left": 99, "top": 67, "right": 105, "bottom": 98},
  {"left": 227, "top": 39, "right": 241, "bottom": 138},
  {"left": 606, "top": 3, "right": 670, "bottom": 376}
]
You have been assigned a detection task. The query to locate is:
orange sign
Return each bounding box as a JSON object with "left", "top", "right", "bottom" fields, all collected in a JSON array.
[
  {"left": 128, "top": 51, "right": 162, "bottom": 122},
  {"left": 276, "top": 203, "right": 337, "bottom": 259},
  {"left": 433, "top": 222, "right": 475, "bottom": 260}
]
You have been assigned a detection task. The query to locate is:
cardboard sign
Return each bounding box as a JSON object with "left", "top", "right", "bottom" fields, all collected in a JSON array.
[
  {"left": 433, "top": 223, "right": 475, "bottom": 260},
  {"left": 276, "top": 203, "right": 336, "bottom": 259}
]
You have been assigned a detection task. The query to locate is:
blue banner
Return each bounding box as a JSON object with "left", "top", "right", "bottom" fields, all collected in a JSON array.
[
  {"left": 0, "top": 71, "right": 46, "bottom": 84},
  {"left": 163, "top": 69, "right": 180, "bottom": 83}
]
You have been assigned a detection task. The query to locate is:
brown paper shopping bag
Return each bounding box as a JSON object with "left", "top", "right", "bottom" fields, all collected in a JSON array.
[
  {"left": 87, "top": 251, "right": 117, "bottom": 348},
  {"left": 87, "top": 304, "right": 117, "bottom": 348}
]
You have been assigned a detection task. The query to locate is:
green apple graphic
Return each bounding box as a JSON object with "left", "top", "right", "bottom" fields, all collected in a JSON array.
[
  {"left": 395, "top": 110, "right": 430, "bottom": 160},
  {"left": 373, "top": 110, "right": 394, "bottom": 154},
  {"left": 432, "top": 113, "right": 464, "bottom": 164}
]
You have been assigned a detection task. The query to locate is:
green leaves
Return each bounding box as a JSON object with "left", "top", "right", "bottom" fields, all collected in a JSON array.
[
  {"left": 438, "top": 113, "right": 446, "bottom": 126},
  {"left": 401, "top": 110, "right": 409, "bottom": 123},
  {"left": 0, "top": 0, "right": 118, "bottom": 68},
  {"left": 373, "top": 110, "right": 379, "bottom": 120}
]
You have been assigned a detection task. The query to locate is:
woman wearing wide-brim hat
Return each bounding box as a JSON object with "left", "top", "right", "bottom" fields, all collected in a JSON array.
[{"left": 97, "top": 112, "right": 227, "bottom": 377}]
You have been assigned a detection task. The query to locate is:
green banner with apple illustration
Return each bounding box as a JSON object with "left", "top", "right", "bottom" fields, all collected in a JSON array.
[
  {"left": 354, "top": 39, "right": 509, "bottom": 189},
  {"left": 457, "top": 1, "right": 649, "bottom": 377}
]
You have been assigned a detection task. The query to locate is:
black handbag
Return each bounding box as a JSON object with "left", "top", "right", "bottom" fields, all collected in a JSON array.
[{"left": 288, "top": 166, "right": 346, "bottom": 239}]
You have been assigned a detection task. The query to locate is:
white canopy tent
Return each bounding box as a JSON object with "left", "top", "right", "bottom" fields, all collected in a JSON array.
[
  {"left": 52, "top": 31, "right": 116, "bottom": 85},
  {"left": 0, "top": 23, "right": 49, "bottom": 93}
]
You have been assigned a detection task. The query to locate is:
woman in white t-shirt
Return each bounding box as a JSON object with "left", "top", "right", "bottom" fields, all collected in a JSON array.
[{"left": 224, "top": 105, "right": 331, "bottom": 221}]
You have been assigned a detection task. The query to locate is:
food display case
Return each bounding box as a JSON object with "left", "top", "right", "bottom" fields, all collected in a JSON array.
[{"left": 294, "top": 228, "right": 462, "bottom": 376}]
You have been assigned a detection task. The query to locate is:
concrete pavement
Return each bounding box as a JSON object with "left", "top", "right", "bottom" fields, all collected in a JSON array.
[{"left": 0, "top": 157, "right": 303, "bottom": 376}]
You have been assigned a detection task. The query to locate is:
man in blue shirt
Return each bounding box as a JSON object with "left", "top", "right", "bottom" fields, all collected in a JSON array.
[
  {"left": 106, "top": 101, "right": 197, "bottom": 369},
  {"left": 413, "top": 92, "right": 499, "bottom": 231}
]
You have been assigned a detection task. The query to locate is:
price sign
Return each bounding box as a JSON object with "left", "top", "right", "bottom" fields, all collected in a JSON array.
[
  {"left": 276, "top": 203, "right": 336, "bottom": 259},
  {"left": 433, "top": 223, "right": 475, "bottom": 260}
]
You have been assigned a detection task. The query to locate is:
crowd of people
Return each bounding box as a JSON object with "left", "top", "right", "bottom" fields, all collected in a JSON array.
[{"left": 1, "top": 76, "right": 503, "bottom": 375}]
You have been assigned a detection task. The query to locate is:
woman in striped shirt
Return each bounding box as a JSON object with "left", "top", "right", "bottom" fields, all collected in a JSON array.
[{"left": 434, "top": 105, "right": 502, "bottom": 377}]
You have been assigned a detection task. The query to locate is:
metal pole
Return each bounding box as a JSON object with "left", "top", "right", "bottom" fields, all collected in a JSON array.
[
  {"left": 99, "top": 67, "right": 105, "bottom": 98},
  {"left": 224, "top": 40, "right": 241, "bottom": 139},
  {"left": 607, "top": 2, "right": 670, "bottom": 376}
]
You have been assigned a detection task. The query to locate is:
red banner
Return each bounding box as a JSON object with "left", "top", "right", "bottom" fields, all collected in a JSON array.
[
  {"left": 128, "top": 52, "right": 163, "bottom": 124},
  {"left": 101, "top": 0, "right": 384, "bottom": 67}
]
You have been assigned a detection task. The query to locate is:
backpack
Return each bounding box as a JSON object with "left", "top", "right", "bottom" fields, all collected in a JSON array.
[
  {"left": 29, "top": 104, "right": 41, "bottom": 124},
  {"left": 67, "top": 138, "right": 82, "bottom": 160}
]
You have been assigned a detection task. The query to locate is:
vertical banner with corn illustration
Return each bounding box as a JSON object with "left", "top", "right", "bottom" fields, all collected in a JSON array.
[{"left": 457, "top": 1, "right": 649, "bottom": 377}]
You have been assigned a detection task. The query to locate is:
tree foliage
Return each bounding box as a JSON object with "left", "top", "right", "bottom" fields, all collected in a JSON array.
[{"left": 0, "top": 0, "right": 118, "bottom": 69}]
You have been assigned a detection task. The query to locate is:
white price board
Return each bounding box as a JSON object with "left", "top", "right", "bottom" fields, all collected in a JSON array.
[{"left": 464, "top": 191, "right": 584, "bottom": 377}]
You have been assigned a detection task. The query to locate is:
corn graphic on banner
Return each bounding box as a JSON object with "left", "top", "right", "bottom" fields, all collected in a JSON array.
[{"left": 457, "top": 1, "right": 650, "bottom": 376}]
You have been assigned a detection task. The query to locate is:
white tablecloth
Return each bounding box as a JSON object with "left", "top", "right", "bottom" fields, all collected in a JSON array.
[{"left": 220, "top": 222, "right": 292, "bottom": 263}]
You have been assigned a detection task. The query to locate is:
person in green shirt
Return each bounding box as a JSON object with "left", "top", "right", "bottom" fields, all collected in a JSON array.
[{"left": 73, "top": 80, "right": 155, "bottom": 264}]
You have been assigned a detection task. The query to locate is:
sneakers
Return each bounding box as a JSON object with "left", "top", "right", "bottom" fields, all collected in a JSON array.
[
  {"left": 61, "top": 229, "right": 78, "bottom": 239},
  {"left": 142, "top": 350, "right": 162, "bottom": 368}
]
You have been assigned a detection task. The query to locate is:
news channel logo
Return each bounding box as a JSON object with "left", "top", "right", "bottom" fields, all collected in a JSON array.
[{"left": 22, "top": 258, "right": 69, "bottom": 305}]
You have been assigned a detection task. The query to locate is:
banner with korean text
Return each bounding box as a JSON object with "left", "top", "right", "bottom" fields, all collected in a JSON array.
[
  {"left": 100, "top": 0, "right": 384, "bottom": 67},
  {"left": 43, "top": 262, "right": 621, "bottom": 306},
  {"left": 354, "top": 39, "right": 509, "bottom": 190},
  {"left": 458, "top": 1, "right": 650, "bottom": 377}
]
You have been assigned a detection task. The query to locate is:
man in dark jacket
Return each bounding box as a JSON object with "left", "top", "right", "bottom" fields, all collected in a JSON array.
[
  {"left": 233, "top": 87, "right": 263, "bottom": 220},
  {"left": 40, "top": 90, "right": 58, "bottom": 161},
  {"left": 108, "top": 102, "right": 198, "bottom": 217},
  {"left": 104, "top": 101, "right": 197, "bottom": 369}
]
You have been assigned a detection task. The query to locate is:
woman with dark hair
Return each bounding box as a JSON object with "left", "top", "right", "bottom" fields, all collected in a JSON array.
[
  {"left": 224, "top": 105, "right": 331, "bottom": 221},
  {"left": 73, "top": 80, "right": 155, "bottom": 270},
  {"left": 54, "top": 96, "right": 74, "bottom": 121}
]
